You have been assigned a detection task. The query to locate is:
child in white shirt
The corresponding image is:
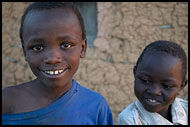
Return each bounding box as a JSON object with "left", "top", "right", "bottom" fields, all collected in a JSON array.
[{"left": 118, "top": 40, "right": 188, "bottom": 125}]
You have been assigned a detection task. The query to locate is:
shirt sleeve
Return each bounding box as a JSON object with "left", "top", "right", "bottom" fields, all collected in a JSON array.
[
  {"left": 97, "top": 98, "right": 114, "bottom": 125},
  {"left": 117, "top": 113, "right": 135, "bottom": 125},
  {"left": 117, "top": 102, "right": 140, "bottom": 125}
]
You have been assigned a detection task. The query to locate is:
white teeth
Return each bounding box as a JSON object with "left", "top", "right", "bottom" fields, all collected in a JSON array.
[
  {"left": 50, "top": 71, "right": 54, "bottom": 75},
  {"left": 44, "top": 69, "right": 65, "bottom": 75},
  {"left": 148, "top": 99, "right": 157, "bottom": 103},
  {"left": 45, "top": 71, "right": 51, "bottom": 74},
  {"left": 59, "top": 70, "right": 63, "bottom": 73},
  {"left": 54, "top": 70, "right": 59, "bottom": 74}
]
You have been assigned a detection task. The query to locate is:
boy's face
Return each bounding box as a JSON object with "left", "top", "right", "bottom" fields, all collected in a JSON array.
[
  {"left": 134, "top": 52, "right": 183, "bottom": 115},
  {"left": 22, "top": 8, "right": 86, "bottom": 88}
]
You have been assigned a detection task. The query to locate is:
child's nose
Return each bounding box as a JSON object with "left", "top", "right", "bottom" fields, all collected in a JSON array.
[
  {"left": 148, "top": 84, "right": 161, "bottom": 96},
  {"left": 44, "top": 50, "right": 62, "bottom": 64}
]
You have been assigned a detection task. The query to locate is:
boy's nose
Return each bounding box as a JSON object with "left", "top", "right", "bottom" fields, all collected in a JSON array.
[
  {"left": 44, "top": 51, "right": 62, "bottom": 64},
  {"left": 148, "top": 84, "right": 161, "bottom": 96}
]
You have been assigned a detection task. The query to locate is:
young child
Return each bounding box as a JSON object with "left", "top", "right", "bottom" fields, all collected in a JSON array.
[
  {"left": 2, "top": 2, "right": 113, "bottom": 125},
  {"left": 117, "top": 40, "right": 188, "bottom": 125}
]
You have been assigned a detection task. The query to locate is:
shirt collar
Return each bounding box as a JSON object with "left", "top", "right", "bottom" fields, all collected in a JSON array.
[
  {"left": 171, "top": 98, "right": 187, "bottom": 125},
  {"left": 135, "top": 98, "right": 187, "bottom": 125}
]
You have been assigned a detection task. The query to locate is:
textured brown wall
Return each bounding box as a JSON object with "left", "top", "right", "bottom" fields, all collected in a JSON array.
[{"left": 2, "top": 2, "right": 188, "bottom": 124}]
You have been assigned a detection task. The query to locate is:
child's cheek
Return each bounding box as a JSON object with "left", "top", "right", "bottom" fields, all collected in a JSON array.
[{"left": 25, "top": 53, "right": 41, "bottom": 67}]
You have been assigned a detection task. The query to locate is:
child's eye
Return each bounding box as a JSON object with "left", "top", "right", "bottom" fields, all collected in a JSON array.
[
  {"left": 140, "top": 78, "right": 151, "bottom": 84},
  {"left": 61, "top": 42, "right": 72, "bottom": 49},
  {"left": 32, "top": 45, "right": 43, "bottom": 51},
  {"left": 163, "top": 84, "right": 172, "bottom": 89}
]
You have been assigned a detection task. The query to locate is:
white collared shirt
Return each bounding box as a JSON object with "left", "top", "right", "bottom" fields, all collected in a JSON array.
[{"left": 117, "top": 98, "right": 188, "bottom": 125}]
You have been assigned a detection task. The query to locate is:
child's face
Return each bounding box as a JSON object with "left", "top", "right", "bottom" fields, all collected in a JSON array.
[
  {"left": 22, "top": 8, "right": 86, "bottom": 88},
  {"left": 134, "top": 52, "right": 183, "bottom": 115}
]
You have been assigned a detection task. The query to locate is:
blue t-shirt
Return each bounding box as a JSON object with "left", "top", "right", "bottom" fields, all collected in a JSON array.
[{"left": 2, "top": 79, "right": 114, "bottom": 125}]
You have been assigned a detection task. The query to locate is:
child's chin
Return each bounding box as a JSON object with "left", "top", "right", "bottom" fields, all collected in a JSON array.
[
  {"left": 41, "top": 79, "right": 71, "bottom": 87},
  {"left": 143, "top": 105, "right": 160, "bottom": 113},
  {"left": 145, "top": 108, "right": 156, "bottom": 113}
]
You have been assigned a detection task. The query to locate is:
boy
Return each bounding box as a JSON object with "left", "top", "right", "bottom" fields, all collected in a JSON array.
[
  {"left": 117, "top": 40, "right": 188, "bottom": 125},
  {"left": 2, "top": 2, "right": 113, "bottom": 125}
]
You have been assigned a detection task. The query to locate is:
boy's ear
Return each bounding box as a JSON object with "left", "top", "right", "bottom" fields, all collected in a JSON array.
[
  {"left": 80, "top": 39, "right": 87, "bottom": 58},
  {"left": 22, "top": 44, "right": 28, "bottom": 62},
  {"left": 133, "top": 65, "right": 137, "bottom": 76},
  {"left": 181, "top": 79, "right": 187, "bottom": 89}
]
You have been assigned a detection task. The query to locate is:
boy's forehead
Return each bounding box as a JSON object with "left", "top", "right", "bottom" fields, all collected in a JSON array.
[
  {"left": 140, "top": 51, "right": 181, "bottom": 68},
  {"left": 22, "top": 8, "right": 82, "bottom": 42},
  {"left": 138, "top": 52, "right": 183, "bottom": 85},
  {"left": 143, "top": 52, "right": 170, "bottom": 61},
  {"left": 24, "top": 8, "right": 79, "bottom": 26}
]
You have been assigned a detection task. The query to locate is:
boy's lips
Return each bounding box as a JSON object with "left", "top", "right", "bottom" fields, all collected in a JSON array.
[
  {"left": 144, "top": 97, "right": 161, "bottom": 105},
  {"left": 40, "top": 67, "right": 69, "bottom": 79},
  {"left": 43, "top": 69, "right": 65, "bottom": 75}
]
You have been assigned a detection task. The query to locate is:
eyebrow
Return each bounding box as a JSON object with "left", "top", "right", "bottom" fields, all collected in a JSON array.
[
  {"left": 27, "top": 35, "right": 77, "bottom": 45},
  {"left": 56, "top": 35, "right": 77, "bottom": 42},
  {"left": 27, "top": 38, "right": 45, "bottom": 44},
  {"left": 138, "top": 71, "right": 177, "bottom": 82},
  {"left": 138, "top": 71, "right": 151, "bottom": 78},
  {"left": 161, "top": 79, "right": 177, "bottom": 83}
]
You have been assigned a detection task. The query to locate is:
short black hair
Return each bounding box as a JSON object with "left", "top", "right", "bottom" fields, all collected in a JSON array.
[
  {"left": 135, "top": 40, "right": 187, "bottom": 84},
  {"left": 19, "top": 2, "right": 86, "bottom": 45}
]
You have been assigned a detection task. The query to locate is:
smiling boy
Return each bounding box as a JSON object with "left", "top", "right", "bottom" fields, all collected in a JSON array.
[
  {"left": 2, "top": 2, "right": 113, "bottom": 125},
  {"left": 117, "top": 40, "right": 188, "bottom": 125}
]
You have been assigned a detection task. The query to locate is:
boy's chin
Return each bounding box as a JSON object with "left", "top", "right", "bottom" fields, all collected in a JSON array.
[
  {"left": 37, "top": 77, "right": 73, "bottom": 88},
  {"left": 144, "top": 107, "right": 157, "bottom": 113},
  {"left": 142, "top": 104, "right": 161, "bottom": 113}
]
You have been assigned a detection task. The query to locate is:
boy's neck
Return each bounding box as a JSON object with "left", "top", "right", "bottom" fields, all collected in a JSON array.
[
  {"left": 34, "top": 78, "right": 73, "bottom": 101},
  {"left": 159, "top": 105, "right": 172, "bottom": 123}
]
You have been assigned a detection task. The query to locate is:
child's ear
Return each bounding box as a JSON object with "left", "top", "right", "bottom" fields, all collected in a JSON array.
[
  {"left": 80, "top": 39, "right": 87, "bottom": 58},
  {"left": 133, "top": 66, "right": 137, "bottom": 76},
  {"left": 22, "top": 44, "right": 28, "bottom": 62},
  {"left": 181, "top": 79, "right": 187, "bottom": 89}
]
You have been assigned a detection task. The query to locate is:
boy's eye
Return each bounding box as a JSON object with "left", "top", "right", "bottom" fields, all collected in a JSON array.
[
  {"left": 163, "top": 84, "right": 172, "bottom": 89},
  {"left": 61, "top": 42, "right": 72, "bottom": 49},
  {"left": 32, "top": 45, "right": 43, "bottom": 51},
  {"left": 140, "top": 78, "right": 151, "bottom": 84}
]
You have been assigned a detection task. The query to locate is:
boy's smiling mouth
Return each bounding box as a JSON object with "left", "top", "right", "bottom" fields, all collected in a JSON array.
[
  {"left": 44, "top": 69, "right": 65, "bottom": 75},
  {"left": 144, "top": 97, "right": 161, "bottom": 105},
  {"left": 147, "top": 98, "right": 157, "bottom": 103},
  {"left": 39, "top": 67, "right": 69, "bottom": 78}
]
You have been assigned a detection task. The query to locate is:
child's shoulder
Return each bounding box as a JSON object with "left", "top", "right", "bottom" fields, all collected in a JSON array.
[
  {"left": 176, "top": 97, "right": 188, "bottom": 103},
  {"left": 119, "top": 101, "right": 137, "bottom": 117},
  {"left": 118, "top": 101, "right": 138, "bottom": 124},
  {"left": 2, "top": 82, "right": 33, "bottom": 114},
  {"left": 3, "top": 83, "right": 26, "bottom": 100},
  {"left": 175, "top": 97, "right": 188, "bottom": 110},
  {"left": 3, "top": 82, "right": 32, "bottom": 97}
]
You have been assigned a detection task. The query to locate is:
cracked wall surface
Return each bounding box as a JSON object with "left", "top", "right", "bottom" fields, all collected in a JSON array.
[{"left": 2, "top": 2, "right": 188, "bottom": 124}]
